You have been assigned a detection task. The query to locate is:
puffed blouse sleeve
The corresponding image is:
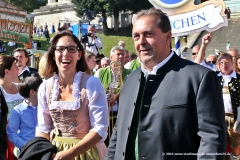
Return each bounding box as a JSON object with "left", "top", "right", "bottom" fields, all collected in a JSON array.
[
  {"left": 36, "top": 80, "right": 53, "bottom": 135},
  {"left": 86, "top": 76, "right": 109, "bottom": 142}
]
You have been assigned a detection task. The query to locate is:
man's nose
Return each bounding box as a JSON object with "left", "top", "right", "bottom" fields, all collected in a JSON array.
[{"left": 138, "top": 35, "right": 147, "bottom": 44}]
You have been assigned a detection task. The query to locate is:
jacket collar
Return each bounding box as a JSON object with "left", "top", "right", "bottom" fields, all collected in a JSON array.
[{"left": 156, "top": 52, "right": 180, "bottom": 75}]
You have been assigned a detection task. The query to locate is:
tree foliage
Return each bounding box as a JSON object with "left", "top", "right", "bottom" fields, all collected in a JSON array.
[
  {"left": 7, "top": 0, "right": 47, "bottom": 13},
  {"left": 71, "top": 0, "right": 152, "bottom": 30}
]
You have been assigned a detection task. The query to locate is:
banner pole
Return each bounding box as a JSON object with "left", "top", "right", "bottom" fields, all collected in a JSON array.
[{"left": 175, "top": 36, "right": 181, "bottom": 56}]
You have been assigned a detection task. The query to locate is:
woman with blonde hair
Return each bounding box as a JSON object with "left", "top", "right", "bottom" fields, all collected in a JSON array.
[{"left": 38, "top": 54, "right": 52, "bottom": 80}]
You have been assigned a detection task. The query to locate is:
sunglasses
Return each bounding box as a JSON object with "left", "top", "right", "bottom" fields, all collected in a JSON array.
[
  {"left": 192, "top": 52, "right": 197, "bottom": 55},
  {"left": 207, "top": 61, "right": 216, "bottom": 64},
  {"left": 54, "top": 46, "right": 79, "bottom": 53}
]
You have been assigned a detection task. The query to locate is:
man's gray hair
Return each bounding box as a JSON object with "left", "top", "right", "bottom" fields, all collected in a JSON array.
[
  {"left": 101, "top": 57, "right": 110, "bottom": 65},
  {"left": 110, "top": 46, "right": 125, "bottom": 57},
  {"left": 207, "top": 54, "right": 217, "bottom": 59}
]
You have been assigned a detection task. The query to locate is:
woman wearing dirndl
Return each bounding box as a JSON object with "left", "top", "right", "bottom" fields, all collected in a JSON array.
[{"left": 36, "top": 30, "right": 109, "bottom": 160}]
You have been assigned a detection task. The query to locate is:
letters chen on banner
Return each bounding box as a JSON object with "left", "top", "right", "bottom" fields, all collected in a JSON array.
[{"left": 148, "top": 0, "right": 228, "bottom": 37}]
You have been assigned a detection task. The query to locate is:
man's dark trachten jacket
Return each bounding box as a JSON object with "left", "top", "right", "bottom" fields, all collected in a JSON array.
[{"left": 105, "top": 53, "right": 226, "bottom": 160}]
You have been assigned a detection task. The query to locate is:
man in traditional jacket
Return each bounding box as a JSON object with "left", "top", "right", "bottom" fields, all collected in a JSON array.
[
  {"left": 105, "top": 7, "right": 226, "bottom": 160},
  {"left": 217, "top": 53, "right": 240, "bottom": 160}
]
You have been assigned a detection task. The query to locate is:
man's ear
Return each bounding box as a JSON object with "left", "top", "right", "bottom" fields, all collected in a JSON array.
[
  {"left": 166, "top": 30, "right": 172, "bottom": 45},
  {"left": 4, "top": 69, "right": 9, "bottom": 76}
]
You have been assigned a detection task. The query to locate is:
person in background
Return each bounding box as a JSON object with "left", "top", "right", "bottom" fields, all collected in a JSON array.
[
  {"left": 7, "top": 76, "right": 43, "bottom": 158},
  {"left": 44, "top": 23, "right": 48, "bottom": 30},
  {"left": 225, "top": 7, "right": 231, "bottom": 19},
  {"left": 0, "top": 55, "right": 24, "bottom": 160},
  {"left": 0, "top": 55, "right": 24, "bottom": 117},
  {"left": 217, "top": 53, "right": 240, "bottom": 160},
  {"left": 94, "top": 45, "right": 131, "bottom": 146},
  {"left": 33, "top": 25, "right": 37, "bottom": 36},
  {"left": 192, "top": 33, "right": 218, "bottom": 71},
  {"left": 206, "top": 54, "right": 217, "bottom": 65},
  {"left": 129, "top": 52, "right": 137, "bottom": 61},
  {"left": 37, "top": 28, "right": 40, "bottom": 39},
  {"left": 124, "top": 49, "right": 130, "bottom": 65},
  {"left": 227, "top": 48, "right": 239, "bottom": 73},
  {"left": 36, "top": 30, "right": 108, "bottom": 160},
  {"left": 51, "top": 23, "right": 55, "bottom": 34},
  {"left": 118, "top": 41, "right": 125, "bottom": 48},
  {"left": 38, "top": 54, "right": 52, "bottom": 80},
  {"left": 105, "top": 7, "right": 226, "bottom": 160},
  {"left": 93, "top": 56, "right": 104, "bottom": 72},
  {"left": 101, "top": 57, "right": 110, "bottom": 68},
  {"left": 0, "top": 45, "right": 6, "bottom": 54},
  {"left": 57, "top": 22, "right": 69, "bottom": 33},
  {"left": 13, "top": 48, "right": 39, "bottom": 81},
  {"left": 124, "top": 56, "right": 141, "bottom": 71},
  {"left": 84, "top": 25, "right": 102, "bottom": 55},
  {"left": 85, "top": 51, "right": 96, "bottom": 75},
  {"left": 40, "top": 25, "right": 43, "bottom": 36},
  {"left": 36, "top": 40, "right": 41, "bottom": 50},
  {"left": 45, "top": 28, "right": 50, "bottom": 42}
]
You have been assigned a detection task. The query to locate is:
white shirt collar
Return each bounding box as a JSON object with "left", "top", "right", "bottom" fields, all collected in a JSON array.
[
  {"left": 18, "top": 66, "right": 30, "bottom": 76},
  {"left": 217, "top": 70, "right": 237, "bottom": 78},
  {"left": 141, "top": 51, "right": 174, "bottom": 77}
]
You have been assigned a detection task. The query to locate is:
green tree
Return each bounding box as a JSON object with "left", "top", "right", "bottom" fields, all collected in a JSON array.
[
  {"left": 71, "top": 0, "right": 152, "bottom": 31},
  {"left": 7, "top": 0, "right": 47, "bottom": 13}
]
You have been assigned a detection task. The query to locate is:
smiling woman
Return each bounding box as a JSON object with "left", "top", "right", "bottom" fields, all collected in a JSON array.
[
  {"left": 36, "top": 30, "right": 109, "bottom": 160},
  {"left": 0, "top": 55, "right": 24, "bottom": 160}
]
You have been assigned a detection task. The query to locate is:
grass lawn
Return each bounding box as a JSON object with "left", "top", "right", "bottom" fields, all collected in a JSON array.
[{"left": 1, "top": 27, "right": 184, "bottom": 58}]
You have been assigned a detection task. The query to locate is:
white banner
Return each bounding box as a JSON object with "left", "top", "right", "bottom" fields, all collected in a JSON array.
[{"left": 169, "top": 4, "right": 224, "bottom": 34}]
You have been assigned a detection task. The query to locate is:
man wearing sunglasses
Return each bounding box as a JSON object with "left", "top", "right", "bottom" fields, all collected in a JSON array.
[
  {"left": 192, "top": 32, "right": 217, "bottom": 71},
  {"left": 206, "top": 54, "right": 217, "bottom": 65}
]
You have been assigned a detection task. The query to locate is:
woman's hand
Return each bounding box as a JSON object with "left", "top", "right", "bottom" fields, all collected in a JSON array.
[
  {"left": 233, "top": 121, "right": 239, "bottom": 133},
  {"left": 53, "top": 149, "right": 75, "bottom": 160}
]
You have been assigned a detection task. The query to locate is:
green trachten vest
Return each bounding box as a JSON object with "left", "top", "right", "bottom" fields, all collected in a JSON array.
[
  {"left": 99, "top": 67, "right": 131, "bottom": 92},
  {"left": 130, "top": 59, "right": 141, "bottom": 71}
]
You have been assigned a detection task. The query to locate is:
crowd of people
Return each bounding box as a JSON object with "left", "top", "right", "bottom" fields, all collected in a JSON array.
[
  {"left": 33, "top": 23, "right": 55, "bottom": 41},
  {"left": 1, "top": 7, "right": 240, "bottom": 160}
]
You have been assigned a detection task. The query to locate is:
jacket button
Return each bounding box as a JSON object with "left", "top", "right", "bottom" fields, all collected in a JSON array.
[
  {"left": 122, "top": 152, "right": 125, "bottom": 156},
  {"left": 142, "top": 156, "right": 147, "bottom": 159},
  {"left": 128, "top": 126, "right": 130, "bottom": 131}
]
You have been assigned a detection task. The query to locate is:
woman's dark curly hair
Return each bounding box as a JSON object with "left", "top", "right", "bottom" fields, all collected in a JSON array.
[{"left": 45, "top": 30, "right": 90, "bottom": 76}]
